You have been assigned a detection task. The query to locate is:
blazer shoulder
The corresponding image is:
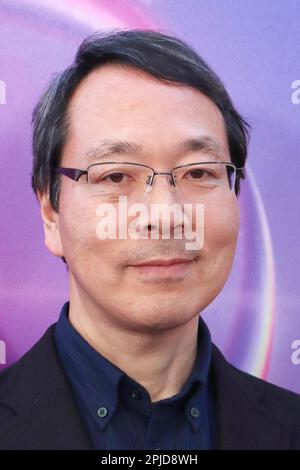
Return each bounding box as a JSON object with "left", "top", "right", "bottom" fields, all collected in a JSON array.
[
  {"left": 0, "top": 324, "right": 92, "bottom": 449},
  {"left": 212, "top": 344, "right": 300, "bottom": 426},
  {"left": 0, "top": 325, "right": 57, "bottom": 400}
]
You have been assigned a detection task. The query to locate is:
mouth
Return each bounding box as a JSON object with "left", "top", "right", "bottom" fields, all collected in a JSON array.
[{"left": 129, "top": 257, "right": 196, "bottom": 281}]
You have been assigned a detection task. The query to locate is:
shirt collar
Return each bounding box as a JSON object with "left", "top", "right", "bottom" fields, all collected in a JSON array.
[{"left": 55, "top": 301, "right": 212, "bottom": 432}]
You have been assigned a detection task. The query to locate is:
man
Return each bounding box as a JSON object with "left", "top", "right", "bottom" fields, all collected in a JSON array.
[{"left": 0, "top": 29, "right": 299, "bottom": 450}]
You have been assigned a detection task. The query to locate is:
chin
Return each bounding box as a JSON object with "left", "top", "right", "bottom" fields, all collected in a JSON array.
[{"left": 123, "top": 305, "right": 197, "bottom": 332}]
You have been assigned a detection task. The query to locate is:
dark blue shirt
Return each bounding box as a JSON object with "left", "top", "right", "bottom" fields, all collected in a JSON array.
[{"left": 54, "top": 301, "right": 216, "bottom": 450}]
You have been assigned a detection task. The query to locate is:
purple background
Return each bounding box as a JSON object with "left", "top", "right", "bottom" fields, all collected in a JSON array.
[{"left": 0, "top": 0, "right": 299, "bottom": 393}]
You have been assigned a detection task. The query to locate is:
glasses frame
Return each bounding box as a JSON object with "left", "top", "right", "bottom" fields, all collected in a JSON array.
[{"left": 56, "top": 161, "right": 245, "bottom": 193}]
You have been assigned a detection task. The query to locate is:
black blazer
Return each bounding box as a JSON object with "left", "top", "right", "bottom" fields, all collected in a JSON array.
[{"left": 0, "top": 324, "right": 300, "bottom": 450}]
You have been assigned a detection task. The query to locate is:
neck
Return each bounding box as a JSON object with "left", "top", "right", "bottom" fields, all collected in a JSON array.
[{"left": 68, "top": 282, "right": 199, "bottom": 402}]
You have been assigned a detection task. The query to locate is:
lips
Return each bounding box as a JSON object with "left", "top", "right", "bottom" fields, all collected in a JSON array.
[
  {"left": 132, "top": 257, "right": 195, "bottom": 267},
  {"left": 129, "top": 257, "right": 196, "bottom": 281}
]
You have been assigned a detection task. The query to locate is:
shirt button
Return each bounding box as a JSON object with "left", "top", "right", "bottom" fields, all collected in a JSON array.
[
  {"left": 97, "top": 407, "right": 108, "bottom": 418},
  {"left": 130, "top": 389, "right": 140, "bottom": 400},
  {"left": 190, "top": 407, "right": 200, "bottom": 418}
]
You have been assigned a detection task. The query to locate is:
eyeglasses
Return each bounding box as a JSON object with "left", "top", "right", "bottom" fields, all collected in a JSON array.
[{"left": 56, "top": 161, "right": 245, "bottom": 201}]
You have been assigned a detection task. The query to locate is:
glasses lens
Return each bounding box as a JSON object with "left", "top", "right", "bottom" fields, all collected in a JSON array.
[
  {"left": 173, "top": 163, "right": 236, "bottom": 201},
  {"left": 87, "top": 163, "right": 152, "bottom": 198}
]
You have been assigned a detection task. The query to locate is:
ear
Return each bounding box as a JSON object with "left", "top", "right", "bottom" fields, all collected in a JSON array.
[{"left": 37, "top": 191, "right": 64, "bottom": 257}]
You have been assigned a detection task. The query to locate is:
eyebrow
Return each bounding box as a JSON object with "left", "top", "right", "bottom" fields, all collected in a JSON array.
[{"left": 83, "top": 135, "right": 225, "bottom": 164}]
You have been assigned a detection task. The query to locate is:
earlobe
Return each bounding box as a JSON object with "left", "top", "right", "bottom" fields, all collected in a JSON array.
[{"left": 37, "top": 191, "right": 64, "bottom": 258}]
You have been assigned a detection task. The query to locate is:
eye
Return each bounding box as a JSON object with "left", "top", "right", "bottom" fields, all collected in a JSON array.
[
  {"left": 185, "top": 169, "right": 210, "bottom": 179},
  {"left": 105, "top": 172, "right": 126, "bottom": 183},
  {"left": 101, "top": 172, "right": 135, "bottom": 184},
  {"left": 189, "top": 169, "right": 204, "bottom": 178}
]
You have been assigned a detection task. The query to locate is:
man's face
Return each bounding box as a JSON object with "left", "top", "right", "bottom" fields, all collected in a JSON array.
[{"left": 43, "top": 64, "right": 240, "bottom": 332}]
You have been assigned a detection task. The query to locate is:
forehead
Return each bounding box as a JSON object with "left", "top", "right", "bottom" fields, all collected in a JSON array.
[{"left": 63, "top": 63, "right": 229, "bottom": 163}]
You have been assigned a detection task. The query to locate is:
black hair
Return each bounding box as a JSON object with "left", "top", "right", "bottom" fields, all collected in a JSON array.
[{"left": 31, "top": 29, "right": 250, "bottom": 263}]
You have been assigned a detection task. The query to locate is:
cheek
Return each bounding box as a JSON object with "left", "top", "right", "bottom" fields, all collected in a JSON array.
[
  {"left": 60, "top": 209, "right": 94, "bottom": 265},
  {"left": 57, "top": 187, "right": 103, "bottom": 264},
  {"left": 57, "top": 188, "right": 124, "bottom": 279},
  {"left": 203, "top": 196, "right": 240, "bottom": 252}
]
